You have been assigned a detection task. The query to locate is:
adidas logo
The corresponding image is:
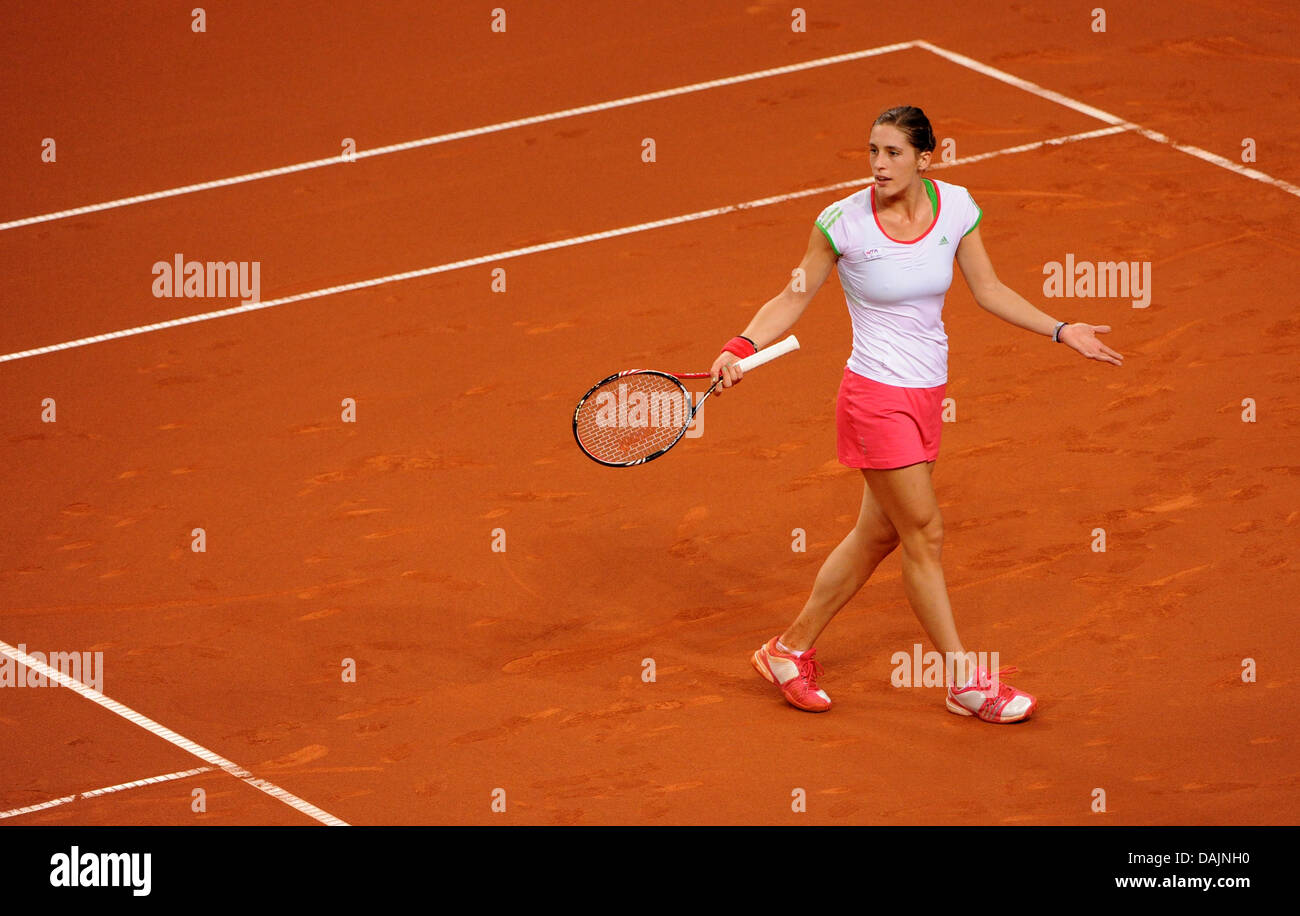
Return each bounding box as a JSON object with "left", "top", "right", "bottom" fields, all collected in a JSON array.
[{"left": 938, "top": 235, "right": 949, "bottom": 245}]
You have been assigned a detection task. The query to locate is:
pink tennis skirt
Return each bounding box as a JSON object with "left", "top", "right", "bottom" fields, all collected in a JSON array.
[{"left": 836, "top": 367, "right": 945, "bottom": 469}]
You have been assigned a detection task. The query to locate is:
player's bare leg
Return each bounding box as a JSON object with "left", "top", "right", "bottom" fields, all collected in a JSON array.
[
  {"left": 779, "top": 473, "right": 899, "bottom": 651},
  {"left": 863, "top": 462, "right": 1037, "bottom": 721},
  {"left": 861, "top": 461, "right": 974, "bottom": 687}
]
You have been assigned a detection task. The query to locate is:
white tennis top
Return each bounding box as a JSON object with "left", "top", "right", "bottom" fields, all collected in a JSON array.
[{"left": 816, "top": 177, "right": 982, "bottom": 388}]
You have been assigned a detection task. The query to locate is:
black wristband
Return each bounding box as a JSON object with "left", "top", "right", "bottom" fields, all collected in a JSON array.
[
  {"left": 1052, "top": 321, "right": 1069, "bottom": 343},
  {"left": 739, "top": 335, "right": 757, "bottom": 350}
]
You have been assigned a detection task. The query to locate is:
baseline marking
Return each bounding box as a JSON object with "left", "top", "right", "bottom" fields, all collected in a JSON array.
[
  {"left": 6, "top": 38, "right": 1293, "bottom": 236},
  {"left": 0, "top": 767, "right": 213, "bottom": 820},
  {"left": 0, "top": 41, "right": 915, "bottom": 232},
  {"left": 0, "top": 640, "right": 348, "bottom": 826},
  {"left": 914, "top": 40, "right": 1300, "bottom": 199},
  {"left": 0, "top": 125, "right": 1127, "bottom": 365}
]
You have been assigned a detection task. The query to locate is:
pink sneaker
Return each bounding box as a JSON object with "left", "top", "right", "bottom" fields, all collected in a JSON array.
[
  {"left": 751, "top": 637, "right": 831, "bottom": 712},
  {"left": 946, "top": 665, "right": 1036, "bottom": 723}
]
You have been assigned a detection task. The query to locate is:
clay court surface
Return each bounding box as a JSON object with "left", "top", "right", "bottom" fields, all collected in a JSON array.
[{"left": 1, "top": 1, "right": 1297, "bottom": 826}]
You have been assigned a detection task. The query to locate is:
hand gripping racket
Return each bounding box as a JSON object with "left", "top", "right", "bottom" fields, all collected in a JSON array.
[{"left": 573, "top": 335, "right": 800, "bottom": 467}]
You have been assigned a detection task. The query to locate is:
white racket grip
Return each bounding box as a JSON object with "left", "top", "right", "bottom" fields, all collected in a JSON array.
[{"left": 735, "top": 334, "right": 799, "bottom": 372}]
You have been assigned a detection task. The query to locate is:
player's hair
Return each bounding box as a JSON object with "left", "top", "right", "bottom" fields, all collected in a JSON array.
[{"left": 873, "top": 106, "right": 937, "bottom": 154}]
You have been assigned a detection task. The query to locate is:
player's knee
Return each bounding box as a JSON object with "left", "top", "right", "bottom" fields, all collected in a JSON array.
[
  {"left": 860, "top": 522, "right": 900, "bottom": 556},
  {"left": 854, "top": 511, "right": 899, "bottom": 551},
  {"left": 901, "top": 514, "right": 943, "bottom": 558}
]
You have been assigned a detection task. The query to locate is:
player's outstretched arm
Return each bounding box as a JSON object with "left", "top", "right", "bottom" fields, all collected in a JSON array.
[
  {"left": 711, "top": 226, "right": 837, "bottom": 393},
  {"left": 956, "top": 227, "right": 1123, "bottom": 367}
]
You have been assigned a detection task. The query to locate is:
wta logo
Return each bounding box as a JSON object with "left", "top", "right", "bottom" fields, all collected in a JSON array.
[{"left": 591, "top": 383, "right": 703, "bottom": 438}]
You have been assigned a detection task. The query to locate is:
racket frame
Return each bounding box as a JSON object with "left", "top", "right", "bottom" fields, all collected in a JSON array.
[
  {"left": 572, "top": 334, "right": 800, "bottom": 467},
  {"left": 571, "top": 369, "right": 701, "bottom": 467}
]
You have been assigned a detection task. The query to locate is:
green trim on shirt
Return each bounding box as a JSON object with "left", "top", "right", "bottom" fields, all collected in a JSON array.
[
  {"left": 923, "top": 178, "right": 937, "bottom": 216},
  {"left": 815, "top": 220, "right": 842, "bottom": 256},
  {"left": 819, "top": 206, "right": 843, "bottom": 229},
  {"left": 963, "top": 206, "right": 983, "bottom": 237}
]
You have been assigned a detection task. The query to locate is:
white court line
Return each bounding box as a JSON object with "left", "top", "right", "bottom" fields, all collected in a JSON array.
[
  {"left": 0, "top": 125, "right": 1128, "bottom": 365},
  {"left": 914, "top": 40, "right": 1300, "bottom": 199},
  {"left": 0, "top": 41, "right": 916, "bottom": 233},
  {"left": 0, "top": 767, "right": 212, "bottom": 820},
  {"left": 5, "top": 37, "right": 1293, "bottom": 234},
  {"left": 0, "top": 640, "right": 349, "bottom": 826}
]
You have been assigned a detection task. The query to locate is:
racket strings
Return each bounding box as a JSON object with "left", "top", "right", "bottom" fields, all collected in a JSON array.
[{"left": 574, "top": 372, "right": 695, "bottom": 464}]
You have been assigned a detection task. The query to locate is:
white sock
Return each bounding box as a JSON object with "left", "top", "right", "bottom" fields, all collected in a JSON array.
[{"left": 776, "top": 639, "right": 806, "bottom": 657}]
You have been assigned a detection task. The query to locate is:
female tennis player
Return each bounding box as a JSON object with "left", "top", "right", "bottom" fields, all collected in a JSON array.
[{"left": 712, "top": 106, "right": 1122, "bottom": 723}]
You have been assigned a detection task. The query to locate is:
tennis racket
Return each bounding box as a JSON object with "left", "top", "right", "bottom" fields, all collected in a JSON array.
[{"left": 573, "top": 335, "right": 800, "bottom": 467}]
